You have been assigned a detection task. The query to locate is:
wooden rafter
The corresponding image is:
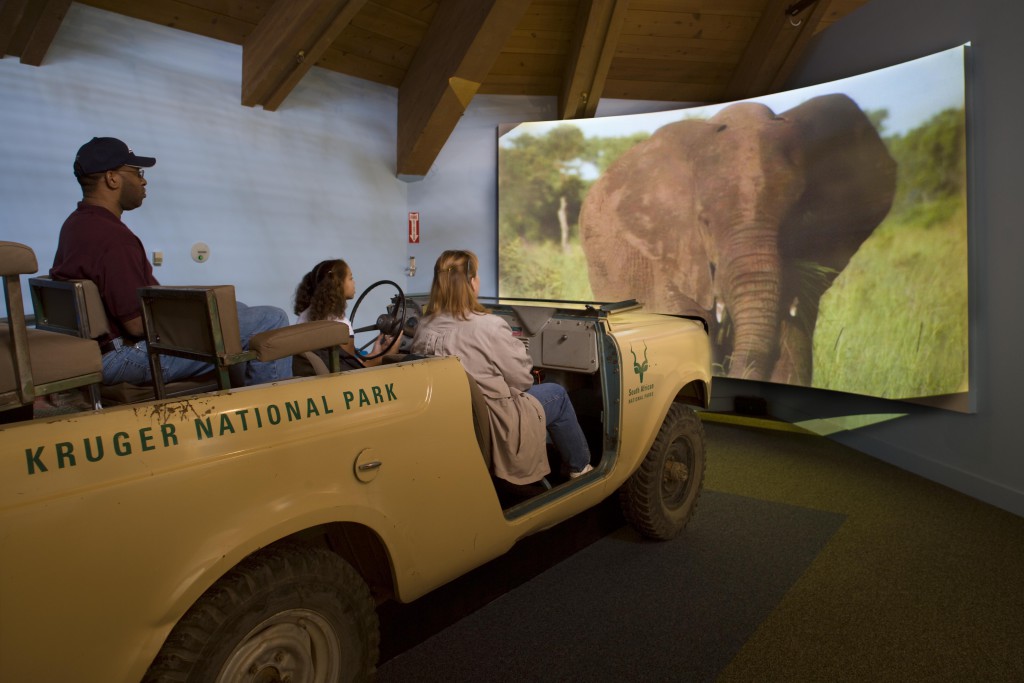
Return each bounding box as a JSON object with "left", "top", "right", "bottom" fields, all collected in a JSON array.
[
  {"left": 242, "top": 0, "right": 368, "bottom": 111},
  {"left": 721, "top": 0, "right": 833, "bottom": 102},
  {"left": 558, "top": 0, "right": 630, "bottom": 120},
  {"left": 396, "top": 0, "right": 533, "bottom": 177},
  {"left": 0, "top": 0, "right": 71, "bottom": 66}
]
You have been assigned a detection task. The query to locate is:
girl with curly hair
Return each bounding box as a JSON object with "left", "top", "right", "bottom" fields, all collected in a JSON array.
[{"left": 293, "top": 259, "right": 395, "bottom": 367}]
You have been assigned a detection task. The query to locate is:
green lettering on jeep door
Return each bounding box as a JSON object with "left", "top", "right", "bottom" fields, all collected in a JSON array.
[
  {"left": 56, "top": 442, "right": 75, "bottom": 469},
  {"left": 25, "top": 447, "right": 47, "bottom": 475}
]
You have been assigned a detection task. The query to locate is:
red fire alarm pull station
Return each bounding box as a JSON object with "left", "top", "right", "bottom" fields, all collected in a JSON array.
[{"left": 408, "top": 212, "right": 420, "bottom": 244}]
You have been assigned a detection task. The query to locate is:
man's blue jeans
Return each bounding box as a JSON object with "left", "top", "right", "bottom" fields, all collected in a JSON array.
[
  {"left": 527, "top": 382, "right": 592, "bottom": 473},
  {"left": 100, "top": 302, "right": 293, "bottom": 386}
]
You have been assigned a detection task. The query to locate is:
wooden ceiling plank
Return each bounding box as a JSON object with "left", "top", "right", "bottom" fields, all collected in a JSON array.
[
  {"left": 317, "top": 44, "right": 406, "bottom": 86},
  {"left": 396, "top": 0, "right": 533, "bottom": 177},
  {"left": 368, "top": 0, "right": 437, "bottom": 24},
  {"left": 334, "top": 23, "right": 417, "bottom": 67},
  {"left": 19, "top": 0, "right": 71, "bottom": 66},
  {"left": 558, "top": 0, "right": 631, "bottom": 120},
  {"left": 619, "top": 10, "right": 758, "bottom": 40},
  {"left": 603, "top": 76, "right": 720, "bottom": 102},
  {"left": 242, "top": 0, "right": 369, "bottom": 110},
  {"left": 627, "top": 0, "right": 765, "bottom": 15},
  {"left": 78, "top": 0, "right": 256, "bottom": 44},
  {"left": 350, "top": 2, "right": 431, "bottom": 46},
  {"left": 503, "top": 31, "right": 572, "bottom": 56}
]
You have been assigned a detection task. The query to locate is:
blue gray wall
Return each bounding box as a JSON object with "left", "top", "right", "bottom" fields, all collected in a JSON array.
[{"left": 2, "top": 1, "right": 1021, "bottom": 515}]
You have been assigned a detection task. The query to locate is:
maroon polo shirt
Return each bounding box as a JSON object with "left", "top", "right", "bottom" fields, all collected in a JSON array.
[{"left": 51, "top": 202, "right": 159, "bottom": 342}]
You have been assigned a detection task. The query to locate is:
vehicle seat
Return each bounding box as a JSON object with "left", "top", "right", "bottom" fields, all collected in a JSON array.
[
  {"left": 30, "top": 279, "right": 347, "bottom": 404},
  {"left": 463, "top": 367, "right": 550, "bottom": 505},
  {"left": 249, "top": 321, "right": 347, "bottom": 374},
  {"left": 31, "top": 277, "right": 234, "bottom": 404},
  {"left": 1, "top": 242, "right": 103, "bottom": 421},
  {"left": 464, "top": 369, "right": 493, "bottom": 469}
]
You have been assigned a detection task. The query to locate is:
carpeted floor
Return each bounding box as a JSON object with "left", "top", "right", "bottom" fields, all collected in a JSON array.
[
  {"left": 378, "top": 490, "right": 845, "bottom": 682},
  {"left": 376, "top": 420, "right": 1024, "bottom": 682}
]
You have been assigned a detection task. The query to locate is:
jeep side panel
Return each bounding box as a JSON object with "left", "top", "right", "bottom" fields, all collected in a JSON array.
[{"left": 0, "top": 357, "right": 508, "bottom": 682}]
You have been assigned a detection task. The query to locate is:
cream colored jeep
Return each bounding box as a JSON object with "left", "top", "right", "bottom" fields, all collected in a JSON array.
[{"left": 0, "top": 295, "right": 710, "bottom": 682}]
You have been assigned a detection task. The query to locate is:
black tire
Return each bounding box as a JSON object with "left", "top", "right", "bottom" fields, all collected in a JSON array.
[
  {"left": 143, "top": 543, "right": 379, "bottom": 683},
  {"left": 620, "top": 403, "right": 706, "bottom": 541}
]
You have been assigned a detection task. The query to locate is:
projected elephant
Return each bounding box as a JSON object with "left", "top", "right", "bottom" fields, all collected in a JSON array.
[{"left": 579, "top": 93, "right": 897, "bottom": 384}]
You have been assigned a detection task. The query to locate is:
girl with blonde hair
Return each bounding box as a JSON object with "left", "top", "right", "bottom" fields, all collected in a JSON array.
[{"left": 411, "top": 249, "right": 593, "bottom": 485}]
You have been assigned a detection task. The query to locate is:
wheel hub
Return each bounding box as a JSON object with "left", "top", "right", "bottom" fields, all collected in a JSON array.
[{"left": 217, "top": 611, "right": 341, "bottom": 683}]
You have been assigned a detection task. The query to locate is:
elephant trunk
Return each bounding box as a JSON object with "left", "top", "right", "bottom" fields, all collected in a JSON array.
[{"left": 720, "top": 228, "right": 782, "bottom": 380}]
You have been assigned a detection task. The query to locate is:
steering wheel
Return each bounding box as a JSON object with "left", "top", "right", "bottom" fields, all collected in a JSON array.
[{"left": 348, "top": 280, "right": 408, "bottom": 361}]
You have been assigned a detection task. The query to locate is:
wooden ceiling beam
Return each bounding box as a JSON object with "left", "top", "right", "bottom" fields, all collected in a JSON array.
[
  {"left": 396, "top": 0, "right": 533, "bottom": 178},
  {"left": 558, "top": 0, "right": 630, "bottom": 120},
  {"left": 242, "top": 0, "right": 368, "bottom": 111},
  {"left": 721, "top": 0, "right": 833, "bottom": 102},
  {"left": 0, "top": 0, "right": 71, "bottom": 66},
  {"left": 768, "top": 0, "right": 835, "bottom": 91}
]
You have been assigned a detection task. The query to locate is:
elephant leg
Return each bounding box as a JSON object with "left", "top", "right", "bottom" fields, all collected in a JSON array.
[{"left": 770, "top": 319, "right": 813, "bottom": 386}]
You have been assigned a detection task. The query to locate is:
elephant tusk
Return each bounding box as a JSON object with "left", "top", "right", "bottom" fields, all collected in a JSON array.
[
  {"left": 716, "top": 299, "right": 725, "bottom": 323},
  {"left": 789, "top": 297, "right": 799, "bottom": 317}
]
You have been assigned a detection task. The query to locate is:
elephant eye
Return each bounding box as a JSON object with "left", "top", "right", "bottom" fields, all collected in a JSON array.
[{"left": 715, "top": 124, "right": 727, "bottom": 133}]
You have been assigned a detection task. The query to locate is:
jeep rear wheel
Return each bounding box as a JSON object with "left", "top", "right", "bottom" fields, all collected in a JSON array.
[
  {"left": 620, "top": 403, "right": 706, "bottom": 540},
  {"left": 143, "top": 543, "right": 378, "bottom": 683}
]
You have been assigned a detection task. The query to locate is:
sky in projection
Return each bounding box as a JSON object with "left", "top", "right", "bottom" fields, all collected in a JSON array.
[{"left": 501, "top": 44, "right": 968, "bottom": 151}]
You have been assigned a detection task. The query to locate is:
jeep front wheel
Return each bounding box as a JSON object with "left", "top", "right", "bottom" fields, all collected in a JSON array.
[
  {"left": 620, "top": 403, "right": 706, "bottom": 541},
  {"left": 143, "top": 543, "right": 379, "bottom": 683}
]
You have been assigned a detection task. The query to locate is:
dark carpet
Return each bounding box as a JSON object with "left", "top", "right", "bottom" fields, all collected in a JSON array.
[{"left": 376, "top": 490, "right": 846, "bottom": 682}]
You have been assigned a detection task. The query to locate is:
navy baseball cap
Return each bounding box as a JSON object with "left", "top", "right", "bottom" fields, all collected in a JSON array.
[{"left": 74, "top": 137, "right": 156, "bottom": 176}]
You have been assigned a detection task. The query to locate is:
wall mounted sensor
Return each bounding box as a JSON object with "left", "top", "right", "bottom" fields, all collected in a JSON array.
[{"left": 191, "top": 242, "right": 210, "bottom": 263}]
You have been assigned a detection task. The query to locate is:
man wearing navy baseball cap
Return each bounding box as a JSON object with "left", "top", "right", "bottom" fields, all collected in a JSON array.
[
  {"left": 51, "top": 137, "right": 293, "bottom": 387},
  {"left": 72, "top": 136, "right": 157, "bottom": 178}
]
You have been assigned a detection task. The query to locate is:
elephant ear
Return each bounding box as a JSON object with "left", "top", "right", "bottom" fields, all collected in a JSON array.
[{"left": 778, "top": 93, "right": 898, "bottom": 272}]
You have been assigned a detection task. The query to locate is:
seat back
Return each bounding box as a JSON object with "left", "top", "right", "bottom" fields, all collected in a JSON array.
[
  {"left": 1, "top": 242, "right": 102, "bottom": 417},
  {"left": 465, "top": 370, "right": 493, "bottom": 470},
  {"left": 30, "top": 277, "right": 110, "bottom": 339},
  {"left": 249, "top": 320, "right": 347, "bottom": 376},
  {"left": 138, "top": 285, "right": 254, "bottom": 399}
]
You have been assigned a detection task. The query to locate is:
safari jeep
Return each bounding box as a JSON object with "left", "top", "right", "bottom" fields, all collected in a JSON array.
[{"left": 0, "top": 289, "right": 710, "bottom": 682}]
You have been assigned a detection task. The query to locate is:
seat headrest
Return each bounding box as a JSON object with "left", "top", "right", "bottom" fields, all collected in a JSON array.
[{"left": 0, "top": 242, "right": 38, "bottom": 277}]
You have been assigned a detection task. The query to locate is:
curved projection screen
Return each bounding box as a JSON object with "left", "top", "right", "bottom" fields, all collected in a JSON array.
[{"left": 498, "top": 45, "right": 969, "bottom": 411}]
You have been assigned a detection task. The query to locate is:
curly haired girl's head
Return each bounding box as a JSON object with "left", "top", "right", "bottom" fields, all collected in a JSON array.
[{"left": 294, "top": 259, "right": 352, "bottom": 321}]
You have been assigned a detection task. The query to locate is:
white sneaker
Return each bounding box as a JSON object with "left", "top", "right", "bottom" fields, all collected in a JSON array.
[{"left": 569, "top": 464, "right": 594, "bottom": 479}]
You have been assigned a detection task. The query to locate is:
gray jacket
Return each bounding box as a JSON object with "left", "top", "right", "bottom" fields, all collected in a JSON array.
[{"left": 410, "top": 311, "right": 549, "bottom": 484}]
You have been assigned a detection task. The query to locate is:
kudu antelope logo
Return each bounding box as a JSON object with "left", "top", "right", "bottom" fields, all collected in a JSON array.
[{"left": 631, "top": 343, "right": 649, "bottom": 383}]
